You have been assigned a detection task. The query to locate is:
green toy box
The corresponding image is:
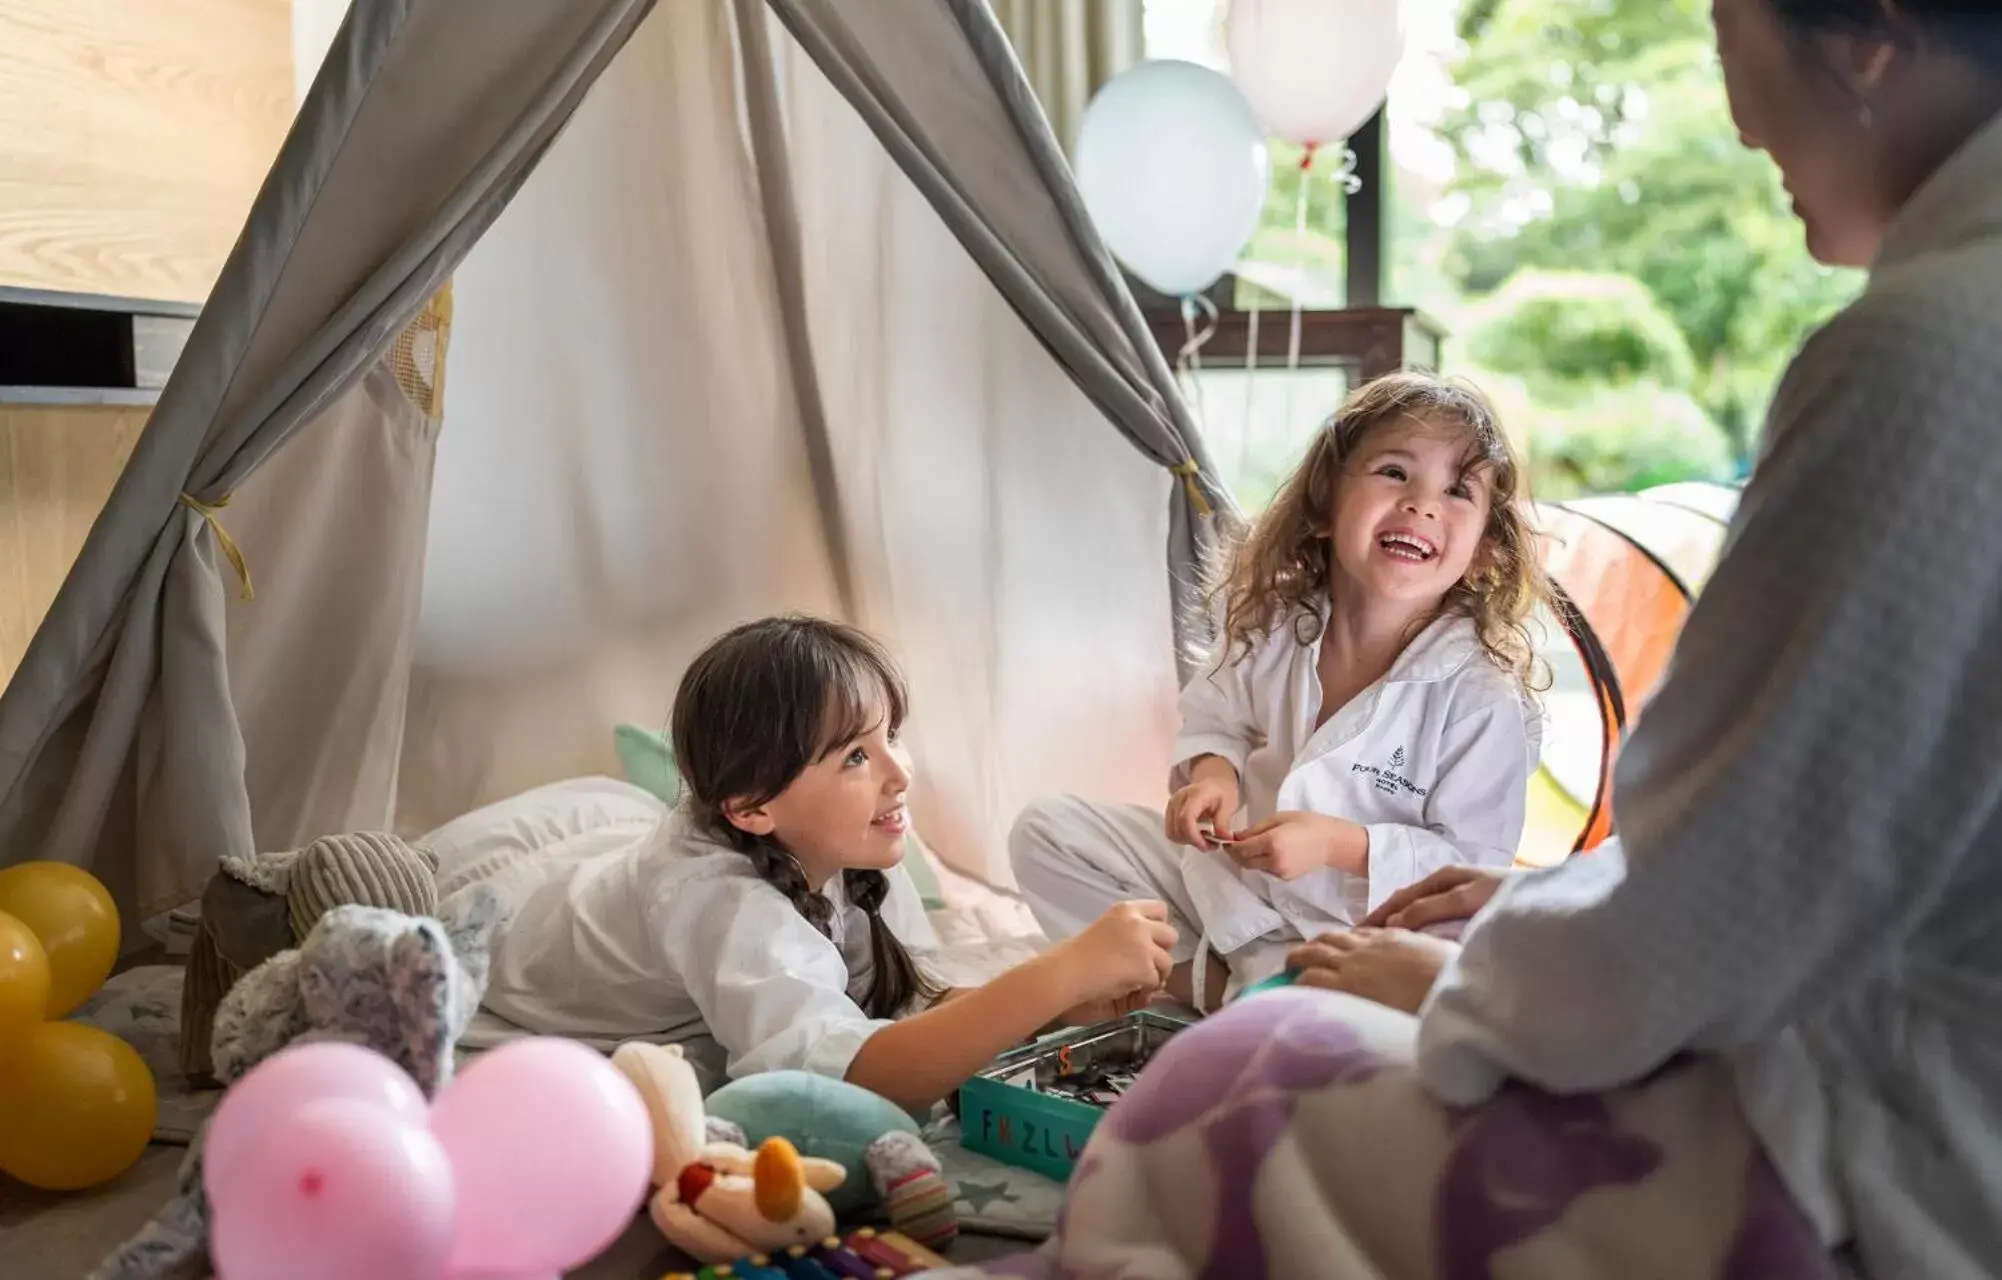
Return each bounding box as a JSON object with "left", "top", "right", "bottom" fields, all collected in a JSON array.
[{"left": 952, "top": 1009, "right": 1191, "bottom": 1182}]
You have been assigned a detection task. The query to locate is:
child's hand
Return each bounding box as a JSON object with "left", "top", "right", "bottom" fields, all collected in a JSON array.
[
  {"left": 1056, "top": 987, "right": 1158, "bottom": 1027},
  {"left": 1165, "top": 771, "right": 1242, "bottom": 849},
  {"left": 1049, "top": 900, "right": 1177, "bottom": 1024},
  {"left": 1230, "top": 812, "right": 1367, "bottom": 879}
]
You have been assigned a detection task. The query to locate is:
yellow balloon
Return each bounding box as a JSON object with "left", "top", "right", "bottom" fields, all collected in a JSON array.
[
  {"left": 0, "top": 861, "right": 120, "bottom": 1017},
  {"left": 0, "top": 909, "right": 50, "bottom": 1066},
  {"left": 0, "top": 1020, "right": 156, "bottom": 1190}
]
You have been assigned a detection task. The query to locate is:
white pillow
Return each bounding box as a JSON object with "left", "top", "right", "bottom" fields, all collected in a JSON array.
[{"left": 422, "top": 776, "right": 664, "bottom": 900}]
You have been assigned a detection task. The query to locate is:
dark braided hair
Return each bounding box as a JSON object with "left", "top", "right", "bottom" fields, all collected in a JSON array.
[
  {"left": 1766, "top": 0, "right": 2002, "bottom": 75},
  {"left": 671, "top": 615, "right": 937, "bottom": 1019}
]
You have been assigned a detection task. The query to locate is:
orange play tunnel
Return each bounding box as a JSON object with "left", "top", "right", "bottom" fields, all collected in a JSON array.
[{"left": 1516, "top": 481, "right": 1741, "bottom": 867}]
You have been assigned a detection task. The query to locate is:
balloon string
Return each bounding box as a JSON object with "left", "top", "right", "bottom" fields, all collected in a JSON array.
[
  {"left": 1245, "top": 146, "right": 1323, "bottom": 488},
  {"left": 1241, "top": 284, "right": 1260, "bottom": 485},
  {"left": 1178, "top": 292, "right": 1220, "bottom": 368},
  {"left": 1335, "top": 143, "right": 1363, "bottom": 195},
  {"left": 1178, "top": 293, "right": 1220, "bottom": 431}
]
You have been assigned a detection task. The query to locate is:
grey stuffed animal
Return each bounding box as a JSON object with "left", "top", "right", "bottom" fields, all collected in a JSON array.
[{"left": 90, "top": 886, "right": 506, "bottom": 1280}]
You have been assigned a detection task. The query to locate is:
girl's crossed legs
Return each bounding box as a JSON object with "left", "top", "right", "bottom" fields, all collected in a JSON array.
[{"left": 1011, "top": 794, "right": 1295, "bottom": 1012}]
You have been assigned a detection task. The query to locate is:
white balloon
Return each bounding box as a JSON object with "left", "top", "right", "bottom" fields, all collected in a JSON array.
[
  {"left": 1074, "top": 59, "right": 1271, "bottom": 298},
  {"left": 1226, "top": 0, "right": 1407, "bottom": 148}
]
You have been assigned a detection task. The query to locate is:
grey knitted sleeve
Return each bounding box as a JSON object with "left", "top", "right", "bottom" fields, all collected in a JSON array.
[{"left": 1417, "top": 272, "right": 2002, "bottom": 1100}]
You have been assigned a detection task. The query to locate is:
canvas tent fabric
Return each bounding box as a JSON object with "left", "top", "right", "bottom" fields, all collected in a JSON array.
[
  {"left": 0, "top": 0, "right": 1236, "bottom": 930},
  {"left": 1518, "top": 480, "right": 1741, "bottom": 865},
  {"left": 988, "top": 0, "right": 1144, "bottom": 155}
]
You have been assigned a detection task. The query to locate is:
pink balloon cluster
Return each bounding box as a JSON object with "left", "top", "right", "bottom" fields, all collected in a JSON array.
[{"left": 203, "top": 1038, "right": 653, "bottom": 1280}]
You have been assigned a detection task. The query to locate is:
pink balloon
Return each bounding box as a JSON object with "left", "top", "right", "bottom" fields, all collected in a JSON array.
[
  {"left": 205, "top": 1041, "right": 430, "bottom": 1198},
  {"left": 428, "top": 1037, "right": 652, "bottom": 1274},
  {"left": 208, "top": 1097, "right": 455, "bottom": 1280}
]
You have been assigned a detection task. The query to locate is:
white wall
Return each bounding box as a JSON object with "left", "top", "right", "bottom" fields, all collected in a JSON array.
[{"left": 291, "top": 0, "right": 350, "bottom": 103}]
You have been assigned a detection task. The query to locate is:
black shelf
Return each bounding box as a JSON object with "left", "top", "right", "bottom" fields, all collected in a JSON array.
[{"left": 0, "top": 287, "right": 198, "bottom": 407}]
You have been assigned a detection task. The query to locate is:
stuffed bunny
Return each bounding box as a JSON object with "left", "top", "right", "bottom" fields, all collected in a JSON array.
[{"left": 90, "top": 885, "right": 504, "bottom": 1280}]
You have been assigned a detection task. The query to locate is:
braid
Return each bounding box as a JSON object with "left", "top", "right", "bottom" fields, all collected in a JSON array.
[
  {"left": 844, "top": 869, "right": 939, "bottom": 1019},
  {"left": 744, "top": 839, "right": 835, "bottom": 937},
  {"left": 844, "top": 867, "right": 889, "bottom": 915}
]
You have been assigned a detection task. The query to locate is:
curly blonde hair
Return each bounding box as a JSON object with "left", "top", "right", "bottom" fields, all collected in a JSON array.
[{"left": 1201, "top": 370, "right": 1550, "bottom": 691}]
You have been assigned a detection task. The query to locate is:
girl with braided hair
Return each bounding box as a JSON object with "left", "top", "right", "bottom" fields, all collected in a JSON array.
[{"left": 482, "top": 615, "right": 1175, "bottom": 1116}]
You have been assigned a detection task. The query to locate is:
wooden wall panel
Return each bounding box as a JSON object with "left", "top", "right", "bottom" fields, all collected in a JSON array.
[
  {"left": 0, "top": 406, "right": 148, "bottom": 687},
  {"left": 0, "top": 0, "right": 293, "bottom": 303}
]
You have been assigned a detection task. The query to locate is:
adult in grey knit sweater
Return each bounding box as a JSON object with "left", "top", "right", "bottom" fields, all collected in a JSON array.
[{"left": 947, "top": 4, "right": 2002, "bottom": 1279}]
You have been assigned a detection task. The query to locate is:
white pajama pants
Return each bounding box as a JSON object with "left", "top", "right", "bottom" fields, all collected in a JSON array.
[{"left": 1009, "top": 794, "right": 1300, "bottom": 1004}]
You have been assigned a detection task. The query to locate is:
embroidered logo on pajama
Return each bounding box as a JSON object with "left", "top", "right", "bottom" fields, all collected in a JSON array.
[{"left": 1353, "top": 746, "right": 1428, "bottom": 798}]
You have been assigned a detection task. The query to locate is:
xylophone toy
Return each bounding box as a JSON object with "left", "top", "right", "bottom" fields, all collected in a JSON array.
[{"left": 664, "top": 1226, "right": 953, "bottom": 1279}]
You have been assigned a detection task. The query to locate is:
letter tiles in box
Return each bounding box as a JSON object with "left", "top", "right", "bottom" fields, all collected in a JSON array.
[{"left": 951, "top": 1008, "right": 1190, "bottom": 1181}]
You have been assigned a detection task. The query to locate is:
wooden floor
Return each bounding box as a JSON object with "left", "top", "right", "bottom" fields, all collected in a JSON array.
[{"left": 2, "top": 1145, "right": 188, "bottom": 1280}]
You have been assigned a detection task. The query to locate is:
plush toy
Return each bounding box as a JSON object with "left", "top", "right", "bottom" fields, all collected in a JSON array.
[
  {"left": 177, "top": 830, "right": 442, "bottom": 1084},
  {"left": 612, "top": 1043, "right": 958, "bottom": 1265},
  {"left": 706, "top": 1068, "right": 956, "bottom": 1240},
  {"left": 613, "top": 1042, "right": 843, "bottom": 1263},
  {"left": 89, "top": 885, "right": 504, "bottom": 1280}
]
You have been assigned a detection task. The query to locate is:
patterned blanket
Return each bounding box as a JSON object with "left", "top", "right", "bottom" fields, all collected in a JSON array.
[{"left": 925, "top": 989, "right": 1838, "bottom": 1279}]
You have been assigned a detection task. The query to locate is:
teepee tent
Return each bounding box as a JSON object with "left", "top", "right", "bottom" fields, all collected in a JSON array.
[{"left": 0, "top": 0, "right": 1237, "bottom": 933}]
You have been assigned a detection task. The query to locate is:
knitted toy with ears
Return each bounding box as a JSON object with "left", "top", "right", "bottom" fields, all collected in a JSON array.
[
  {"left": 90, "top": 884, "right": 505, "bottom": 1280},
  {"left": 177, "top": 831, "right": 442, "bottom": 1084}
]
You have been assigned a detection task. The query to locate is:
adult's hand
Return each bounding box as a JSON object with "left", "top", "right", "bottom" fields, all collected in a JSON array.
[
  {"left": 1286, "top": 928, "right": 1458, "bottom": 1016},
  {"left": 1361, "top": 865, "right": 1514, "bottom": 930}
]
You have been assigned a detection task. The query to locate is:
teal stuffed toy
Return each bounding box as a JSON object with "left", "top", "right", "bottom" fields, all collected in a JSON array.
[
  {"left": 612, "top": 1044, "right": 958, "bottom": 1256},
  {"left": 706, "top": 1071, "right": 957, "bottom": 1245}
]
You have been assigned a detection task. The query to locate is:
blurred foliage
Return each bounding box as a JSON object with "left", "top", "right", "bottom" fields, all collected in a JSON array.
[
  {"left": 1440, "top": 0, "right": 1860, "bottom": 467},
  {"left": 1465, "top": 269, "right": 1696, "bottom": 390},
  {"left": 1473, "top": 365, "right": 1732, "bottom": 501}
]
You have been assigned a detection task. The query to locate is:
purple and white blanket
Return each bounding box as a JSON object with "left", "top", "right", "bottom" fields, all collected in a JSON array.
[{"left": 928, "top": 989, "right": 1835, "bottom": 1279}]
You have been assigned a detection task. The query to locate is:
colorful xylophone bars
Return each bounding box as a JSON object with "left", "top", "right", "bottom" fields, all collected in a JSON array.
[{"left": 663, "top": 1227, "right": 953, "bottom": 1280}]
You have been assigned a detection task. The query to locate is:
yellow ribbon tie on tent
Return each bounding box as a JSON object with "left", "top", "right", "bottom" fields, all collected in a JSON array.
[
  {"left": 177, "top": 492, "right": 254, "bottom": 601},
  {"left": 1170, "top": 460, "right": 1214, "bottom": 518}
]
